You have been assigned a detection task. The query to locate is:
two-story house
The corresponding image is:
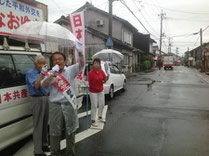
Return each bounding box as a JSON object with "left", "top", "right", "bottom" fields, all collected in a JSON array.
[{"left": 55, "top": 2, "right": 155, "bottom": 72}]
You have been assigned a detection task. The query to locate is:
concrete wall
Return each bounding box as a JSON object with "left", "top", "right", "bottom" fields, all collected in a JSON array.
[
  {"left": 87, "top": 10, "right": 129, "bottom": 43},
  {"left": 86, "top": 32, "right": 106, "bottom": 58},
  {"left": 86, "top": 9, "right": 134, "bottom": 71}
]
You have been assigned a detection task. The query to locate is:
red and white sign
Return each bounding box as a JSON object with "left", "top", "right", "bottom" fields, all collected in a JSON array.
[
  {"left": 0, "top": 0, "right": 43, "bottom": 36},
  {"left": 45, "top": 71, "right": 77, "bottom": 110},
  {"left": 0, "top": 85, "right": 28, "bottom": 105},
  {"left": 68, "top": 11, "right": 86, "bottom": 64},
  {"left": 54, "top": 73, "right": 77, "bottom": 110}
]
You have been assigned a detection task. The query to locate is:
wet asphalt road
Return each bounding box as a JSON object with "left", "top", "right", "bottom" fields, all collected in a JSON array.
[
  {"left": 77, "top": 66, "right": 209, "bottom": 156},
  {"left": 1, "top": 66, "right": 209, "bottom": 156}
]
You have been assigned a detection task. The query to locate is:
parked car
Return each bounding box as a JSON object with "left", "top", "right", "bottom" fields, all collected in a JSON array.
[{"left": 79, "top": 61, "right": 127, "bottom": 99}]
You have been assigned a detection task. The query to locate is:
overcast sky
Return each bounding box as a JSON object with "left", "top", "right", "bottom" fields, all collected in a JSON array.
[{"left": 37, "top": 0, "right": 209, "bottom": 56}]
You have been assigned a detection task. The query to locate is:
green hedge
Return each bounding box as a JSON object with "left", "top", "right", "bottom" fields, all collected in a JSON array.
[{"left": 139, "top": 55, "right": 154, "bottom": 70}]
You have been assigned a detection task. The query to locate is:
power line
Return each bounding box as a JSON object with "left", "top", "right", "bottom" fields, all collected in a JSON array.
[
  {"left": 132, "top": 0, "right": 159, "bottom": 37},
  {"left": 139, "top": 0, "right": 161, "bottom": 15},
  {"left": 203, "top": 25, "right": 209, "bottom": 32},
  {"left": 51, "top": 0, "right": 66, "bottom": 15},
  {"left": 194, "top": 35, "right": 200, "bottom": 46},
  {"left": 120, "top": 0, "right": 152, "bottom": 35},
  {"left": 168, "top": 24, "right": 209, "bottom": 38},
  {"left": 141, "top": 2, "right": 209, "bottom": 15},
  {"left": 169, "top": 33, "right": 196, "bottom": 38},
  {"left": 166, "top": 16, "right": 209, "bottom": 22}
]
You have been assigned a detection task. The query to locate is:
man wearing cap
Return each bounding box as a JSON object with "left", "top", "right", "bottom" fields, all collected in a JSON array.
[{"left": 26, "top": 55, "right": 50, "bottom": 156}]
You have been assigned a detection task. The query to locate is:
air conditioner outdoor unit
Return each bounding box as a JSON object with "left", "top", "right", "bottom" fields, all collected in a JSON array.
[{"left": 96, "top": 20, "right": 104, "bottom": 27}]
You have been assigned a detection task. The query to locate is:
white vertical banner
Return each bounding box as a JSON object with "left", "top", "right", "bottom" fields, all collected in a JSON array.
[{"left": 68, "top": 11, "right": 86, "bottom": 64}]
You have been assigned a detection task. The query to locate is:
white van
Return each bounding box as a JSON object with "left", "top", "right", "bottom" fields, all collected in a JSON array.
[
  {"left": 0, "top": 46, "right": 42, "bottom": 151},
  {"left": 0, "top": 45, "right": 84, "bottom": 151}
]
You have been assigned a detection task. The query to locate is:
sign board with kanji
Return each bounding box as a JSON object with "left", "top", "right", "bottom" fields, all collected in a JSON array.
[
  {"left": 0, "top": 85, "right": 29, "bottom": 105},
  {"left": 69, "top": 11, "right": 86, "bottom": 62},
  {"left": 0, "top": 0, "right": 43, "bottom": 36},
  {"left": 69, "top": 11, "right": 86, "bottom": 81}
]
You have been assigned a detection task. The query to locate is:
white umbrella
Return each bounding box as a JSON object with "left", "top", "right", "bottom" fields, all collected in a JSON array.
[
  {"left": 10, "top": 21, "right": 78, "bottom": 48},
  {"left": 92, "top": 49, "right": 124, "bottom": 62}
]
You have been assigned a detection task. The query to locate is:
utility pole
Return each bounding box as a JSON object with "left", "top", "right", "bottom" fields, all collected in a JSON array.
[
  {"left": 159, "top": 10, "right": 166, "bottom": 58},
  {"left": 168, "top": 37, "right": 171, "bottom": 54},
  {"left": 109, "top": 0, "right": 113, "bottom": 39},
  {"left": 200, "top": 28, "right": 204, "bottom": 72},
  {"left": 107, "top": 0, "right": 119, "bottom": 48},
  {"left": 176, "top": 47, "right": 179, "bottom": 55}
]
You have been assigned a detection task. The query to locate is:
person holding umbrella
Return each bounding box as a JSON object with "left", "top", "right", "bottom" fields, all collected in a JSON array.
[
  {"left": 88, "top": 58, "right": 109, "bottom": 127},
  {"left": 41, "top": 43, "right": 84, "bottom": 156}
]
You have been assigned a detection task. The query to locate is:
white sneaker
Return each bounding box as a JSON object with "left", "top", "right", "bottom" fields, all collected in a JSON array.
[
  {"left": 98, "top": 117, "right": 106, "bottom": 123},
  {"left": 91, "top": 122, "right": 98, "bottom": 127}
]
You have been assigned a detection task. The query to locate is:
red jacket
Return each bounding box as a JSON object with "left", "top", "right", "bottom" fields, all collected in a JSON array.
[{"left": 88, "top": 69, "right": 107, "bottom": 93}]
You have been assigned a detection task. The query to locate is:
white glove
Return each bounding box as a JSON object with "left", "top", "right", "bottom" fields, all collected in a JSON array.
[
  {"left": 40, "top": 64, "right": 48, "bottom": 76},
  {"left": 51, "top": 64, "right": 59, "bottom": 77},
  {"left": 76, "top": 41, "right": 83, "bottom": 53},
  {"left": 52, "top": 64, "right": 59, "bottom": 72}
]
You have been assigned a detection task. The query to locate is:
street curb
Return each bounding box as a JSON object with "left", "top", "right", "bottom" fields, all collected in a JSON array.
[
  {"left": 192, "top": 68, "right": 209, "bottom": 84},
  {"left": 125, "top": 69, "right": 156, "bottom": 78}
]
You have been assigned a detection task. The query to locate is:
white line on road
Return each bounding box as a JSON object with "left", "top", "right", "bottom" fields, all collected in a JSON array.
[
  {"left": 60, "top": 105, "right": 108, "bottom": 150},
  {"left": 14, "top": 105, "right": 108, "bottom": 156},
  {"left": 78, "top": 110, "right": 91, "bottom": 118},
  {"left": 155, "top": 121, "right": 166, "bottom": 156}
]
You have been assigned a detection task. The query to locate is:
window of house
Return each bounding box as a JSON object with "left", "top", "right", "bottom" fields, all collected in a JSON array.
[
  {"left": 123, "top": 31, "right": 132, "bottom": 45},
  {"left": 124, "top": 54, "right": 129, "bottom": 65}
]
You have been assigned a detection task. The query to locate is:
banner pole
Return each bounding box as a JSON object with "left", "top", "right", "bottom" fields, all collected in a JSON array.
[{"left": 84, "top": 8, "right": 89, "bottom": 130}]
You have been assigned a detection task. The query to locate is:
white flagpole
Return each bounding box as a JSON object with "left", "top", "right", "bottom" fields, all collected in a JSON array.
[{"left": 84, "top": 8, "right": 89, "bottom": 130}]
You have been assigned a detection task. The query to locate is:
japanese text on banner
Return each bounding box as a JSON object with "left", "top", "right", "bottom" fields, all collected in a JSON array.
[
  {"left": 69, "top": 11, "right": 86, "bottom": 64},
  {"left": 0, "top": 0, "right": 43, "bottom": 35}
]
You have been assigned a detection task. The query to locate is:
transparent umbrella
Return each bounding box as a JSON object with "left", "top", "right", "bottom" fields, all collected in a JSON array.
[
  {"left": 10, "top": 21, "right": 78, "bottom": 48},
  {"left": 92, "top": 49, "right": 124, "bottom": 62}
]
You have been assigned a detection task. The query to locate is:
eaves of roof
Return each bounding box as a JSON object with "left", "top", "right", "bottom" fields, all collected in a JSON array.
[
  {"left": 87, "top": 27, "right": 134, "bottom": 51},
  {"left": 74, "top": 2, "right": 138, "bottom": 33},
  {"left": 87, "top": 27, "right": 144, "bottom": 54},
  {"left": 190, "top": 42, "right": 209, "bottom": 52}
]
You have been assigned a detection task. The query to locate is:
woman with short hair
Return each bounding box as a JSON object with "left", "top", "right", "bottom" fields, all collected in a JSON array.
[{"left": 88, "top": 58, "right": 109, "bottom": 127}]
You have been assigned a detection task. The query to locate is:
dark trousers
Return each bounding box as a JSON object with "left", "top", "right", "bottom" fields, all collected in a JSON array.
[{"left": 50, "top": 132, "right": 75, "bottom": 156}]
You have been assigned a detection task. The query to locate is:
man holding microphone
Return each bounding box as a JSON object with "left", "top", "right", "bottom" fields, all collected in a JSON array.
[{"left": 41, "top": 42, "right": 84, "bottom": 156}]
